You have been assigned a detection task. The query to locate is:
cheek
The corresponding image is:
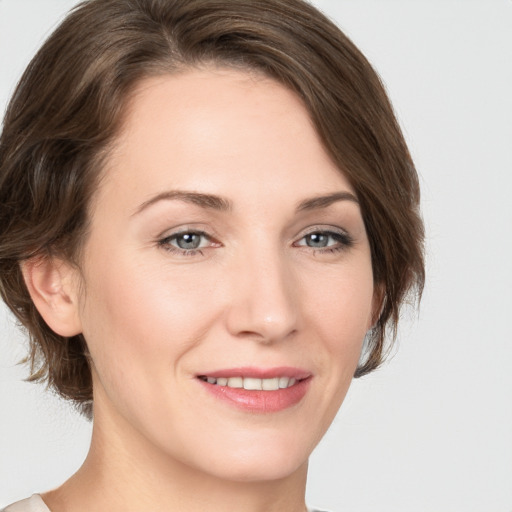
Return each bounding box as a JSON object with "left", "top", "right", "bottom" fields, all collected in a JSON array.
[
  {"left": 305, "top": 258, "right": 374, "bottom": 353},
  {"left": 77, "top": 251, "right": 222, "bottom": 393},
  {"left": 286, "top": 257, "right": 374, "bottom": 447}
]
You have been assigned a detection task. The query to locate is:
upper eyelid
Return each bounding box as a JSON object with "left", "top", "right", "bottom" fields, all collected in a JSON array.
[
  {"left": 157, "top": 226, "right": 217, "bottom": 241},
  {"left": 295, "top": 225, "right": 351, "bottom": 239},
  {"left": 162, "top": 230, "right": 210, "bottom": 240},
  {"left": 161, "top": 228, "right": 209, "bottom": 237}
]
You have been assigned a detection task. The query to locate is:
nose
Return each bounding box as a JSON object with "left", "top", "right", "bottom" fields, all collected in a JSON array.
[{"left": 224, "top": 249, "right": 299, "bottom": 344}]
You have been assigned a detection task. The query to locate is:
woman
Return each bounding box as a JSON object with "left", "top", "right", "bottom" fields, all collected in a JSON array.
[{"left": 0, "top": 0, "right": 424, "bottom": 511}]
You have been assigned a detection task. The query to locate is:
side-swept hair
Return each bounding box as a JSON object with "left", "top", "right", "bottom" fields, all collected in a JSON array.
[{"left": 0, "top": 0, "right": 424, "bottom": 414}]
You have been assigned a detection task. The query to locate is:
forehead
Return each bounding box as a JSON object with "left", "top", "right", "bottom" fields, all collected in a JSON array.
[{"left": 96, "top": 67, "right": 353, "bottom": 215}]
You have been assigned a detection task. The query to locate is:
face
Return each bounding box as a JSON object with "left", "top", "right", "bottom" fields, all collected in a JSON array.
[{"left": 74, "top": 68, "right": 375, "bottom": 482}]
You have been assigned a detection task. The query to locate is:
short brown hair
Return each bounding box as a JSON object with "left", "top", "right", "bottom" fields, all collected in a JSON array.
[{"left": 0, "top": 0, "right": 424, "bottom": 413}]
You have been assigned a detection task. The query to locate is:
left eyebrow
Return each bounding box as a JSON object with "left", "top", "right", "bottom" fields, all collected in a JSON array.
[{"left": 296, "top": 191, "right": 359, "bottom": 212}]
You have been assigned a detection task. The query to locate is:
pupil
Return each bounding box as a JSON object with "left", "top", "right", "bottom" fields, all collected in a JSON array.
[
  {"left": 307, "top": 233, "right": 328, "bottom": 247},
  {"left": 177, "top": 233, "right": 200, "bottom": 250}
]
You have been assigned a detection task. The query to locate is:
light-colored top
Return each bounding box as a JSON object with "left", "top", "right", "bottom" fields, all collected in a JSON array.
[
  {"left": 1, "top": 495, "right": 50, "bottom": 512},
  {"left": 1, "top": 494, "right": 327, "bottom": 512}
]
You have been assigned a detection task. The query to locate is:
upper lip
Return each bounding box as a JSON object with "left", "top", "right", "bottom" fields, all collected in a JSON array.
[{"left": 197, "top": 366, "right": 312, "bottom": 380}]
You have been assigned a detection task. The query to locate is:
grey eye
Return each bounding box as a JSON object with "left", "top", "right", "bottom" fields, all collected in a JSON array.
[
  {"left": 173, "top": 233, "right": 203, "bottom": 250},
  {"left": 304, "top": 233, "right": 330, "bottom": 248},
  {"left": 295, "top": 230, "right": 353, "bottom": 251}
]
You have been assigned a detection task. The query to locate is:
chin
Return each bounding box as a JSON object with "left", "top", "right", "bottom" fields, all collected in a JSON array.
[
  {"left": 209, "top": 455, "right": 308, "bottom": 484},
  {"left": 188, "top": 431, "right": 314, "bottom": 483}
]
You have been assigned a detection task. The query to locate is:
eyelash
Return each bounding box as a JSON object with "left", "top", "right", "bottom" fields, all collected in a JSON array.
[
  {"left": 293, "top": 229, "right": 354, "bottom": 254},
  {"left": 157, "top": 228, "right": 353, "bottom": 257},
  {"left": 158, "top": 230, "right": 214, "bottom": 257}
]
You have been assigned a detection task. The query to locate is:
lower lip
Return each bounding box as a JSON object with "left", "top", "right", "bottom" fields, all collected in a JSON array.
[{"left": 198, "top": 378, "right": 311, "bottom": 413}]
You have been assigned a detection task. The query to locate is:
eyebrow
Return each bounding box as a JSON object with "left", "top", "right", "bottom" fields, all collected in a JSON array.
[
  {"left": 132, "top": 189, "right": 358, "bottom": 216},
  {"left": 133, "top": 190, "right": 232, "bottom": 216},
  {"left": 296, "top": 191, "right": 359, "bottom": 211}
]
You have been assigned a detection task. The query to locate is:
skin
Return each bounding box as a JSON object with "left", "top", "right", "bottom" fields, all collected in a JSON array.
[{"left": 28, "top": 67, "right": 377, "bottom": 512}]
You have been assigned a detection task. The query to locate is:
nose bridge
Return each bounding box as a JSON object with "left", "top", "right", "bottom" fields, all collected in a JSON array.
[{"left": 225, "top": 238, "right": 299, "bottom": 342}]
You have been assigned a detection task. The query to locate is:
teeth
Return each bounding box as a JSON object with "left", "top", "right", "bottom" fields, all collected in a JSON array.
[
  {"left": 243, "top": 377, "right": 262, "bottom": 390},
  {"left": 201, "top": 376, "right": 299, "bottom": 390},
  {"left": 227, "top": 377, "right": 243, "bottom": 388},
  {"left": 262, "top": 377, "right": 280, "bottom": 391}
]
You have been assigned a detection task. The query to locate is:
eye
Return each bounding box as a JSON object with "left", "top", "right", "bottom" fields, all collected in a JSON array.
[
  {"left": 295, "top": 230, "right": 353, "bottom": 252},
  {"left": 172, "top": 232, "right": 207, "bottom": 250},
  {"left": 158, "top": 230, "right": 215, "bottom": 255}
]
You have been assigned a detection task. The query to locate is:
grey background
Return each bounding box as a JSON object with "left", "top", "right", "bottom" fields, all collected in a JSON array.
[{"left": 1, "top": 1, "right": 511, "bottom": 510}]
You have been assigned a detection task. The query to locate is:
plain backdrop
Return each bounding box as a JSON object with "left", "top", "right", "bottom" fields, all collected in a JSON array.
[{"left": 1, "top": 1, "right": 511, "bottom": 511}]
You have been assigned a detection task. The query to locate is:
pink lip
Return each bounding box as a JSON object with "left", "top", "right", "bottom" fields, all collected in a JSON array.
[{"left": 196, "top": 367, "right": 312, "bottom": 413}]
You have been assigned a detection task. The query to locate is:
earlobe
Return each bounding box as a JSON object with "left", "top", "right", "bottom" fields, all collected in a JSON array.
[{"left": 21, "top": 256, "right": 82, "bottom": 337}]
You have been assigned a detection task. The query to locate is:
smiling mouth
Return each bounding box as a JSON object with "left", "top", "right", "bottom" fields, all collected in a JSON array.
[
  {"left": 197, "top": 375, "right": 302, "bottom": 390},
  {"left": 196, "top": 369, "right": 312, "bottom": 412}
]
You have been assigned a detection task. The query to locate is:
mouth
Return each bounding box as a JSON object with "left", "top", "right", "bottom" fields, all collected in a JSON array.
[
  {"left": 197, "top": 375, "right": 301, "bottom": 390},
  {"left": 196, "top": 367, "right": 312, "bottom": 413}
]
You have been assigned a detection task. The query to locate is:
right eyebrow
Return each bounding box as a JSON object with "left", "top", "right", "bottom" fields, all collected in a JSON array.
[{"left": 131, "top": 190, "right": 233, "bottom": 217}]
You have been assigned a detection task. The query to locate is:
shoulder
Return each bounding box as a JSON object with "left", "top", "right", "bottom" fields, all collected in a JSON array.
[{"left": 1, "top": 495, "right": 50, "bottom": 512}]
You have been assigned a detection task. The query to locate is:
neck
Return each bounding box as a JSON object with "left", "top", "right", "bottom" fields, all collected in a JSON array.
[{"left": 43, "top": 403, "right": 309, "bottom": 512}]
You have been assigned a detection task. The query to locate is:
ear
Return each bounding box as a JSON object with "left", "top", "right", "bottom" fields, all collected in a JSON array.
[{"left": 21, "top": 256, "right": 82, "bottom": 337}]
